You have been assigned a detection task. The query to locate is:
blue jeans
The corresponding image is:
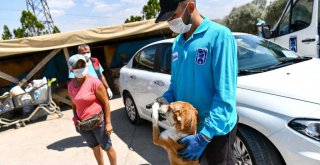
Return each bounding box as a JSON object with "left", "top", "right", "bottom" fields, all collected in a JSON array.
[{"left": 78, "top": 123, "right": 112, "bottom": 150}]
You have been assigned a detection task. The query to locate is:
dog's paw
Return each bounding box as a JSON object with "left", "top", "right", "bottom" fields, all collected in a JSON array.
[{"left": 152, "top": 102, "right": 160, "bottom": 123}]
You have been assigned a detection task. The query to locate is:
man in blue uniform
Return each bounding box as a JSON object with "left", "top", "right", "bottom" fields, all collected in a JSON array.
[{"left": 154, "top": 0, "right": 238, "bottom": 164}]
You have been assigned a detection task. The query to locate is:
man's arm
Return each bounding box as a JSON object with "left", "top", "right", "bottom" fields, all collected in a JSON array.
[
  {"left": 200, "top": 30, "right": 238, "bottom": 139},
  {"left": 97, "top": 64, "right": 110, "bottom": 89},
  {"left": 162, "top": 77, "right": 175, "bottom": 103},
  {"left": 101, "top": 74, "right": 110, "bottom": 89}
]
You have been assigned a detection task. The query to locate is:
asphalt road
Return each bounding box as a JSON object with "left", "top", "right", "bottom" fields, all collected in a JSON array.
[{"left": 0, "top": 97, "right": 209, "bottom": 165}]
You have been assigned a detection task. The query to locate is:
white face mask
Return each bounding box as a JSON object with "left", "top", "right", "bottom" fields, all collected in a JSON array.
[
  {"left": 258, "top": 27, "right": 262, "bottom": 31},
  {"left": 73, "top": 67, "right": 88, "bottom": 78},
  {"left": 168, "top": 4, "right": 192, "bottom": 34},
  {"left": 84, "top": 53, "right": 91, "bottom": 61}
]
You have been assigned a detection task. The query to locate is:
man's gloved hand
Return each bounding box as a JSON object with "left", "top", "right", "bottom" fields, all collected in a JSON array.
[
  {"left": 156, "top": 97, "right": 169, "bottom": 105},
  {"left": 107, "top": 88, "right": 113, "bottom": 99},
  {"left": 178, "top": 133, "right": 210, "bottom": 160}
]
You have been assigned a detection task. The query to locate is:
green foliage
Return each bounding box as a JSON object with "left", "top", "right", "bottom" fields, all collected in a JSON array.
[
  {"left": 224, "top": 3, "right": 263, "bottom": 34},
  {"left": 2, "top": 25, "right": 13, "bottom": 40},
  {"left": 12, "top": 10, "right": 45, "bottom": 38},
  {"left": 252, "top": 0, "right": 267, "bottom": 9},
  {"left": 264, "top": 0, "right": 287, "bottom": 27},
  {"left": 125, "top": 16, "right": 143, "bottom": 23},
  {"left": 53, "top": 26, "right": 61, "bottom": 33},
  {"left": 4, "top": 10, "right": 61, "bottom": 39},
  {"left": 224, "top": 0, "right": 288, "bottom": 34},
  {"left": 142, "top": 0, "right": 161, "bottom": 20},
  {"left": 13, "top": 27, "right": 27, "bottom": 38},
  {"left": 125, "top": 0, "right": 160, "bottom": 23}
]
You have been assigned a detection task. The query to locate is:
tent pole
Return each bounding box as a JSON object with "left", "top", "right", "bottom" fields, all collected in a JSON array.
[
  {"left": 18, "top": 49, "right": 62, "bottom": 87},
  {"left": 63, "top": 48, "right": 71, "bottom": 69},
  {"left": 0, "top": 71, "right": 19, "bottom": 84}
]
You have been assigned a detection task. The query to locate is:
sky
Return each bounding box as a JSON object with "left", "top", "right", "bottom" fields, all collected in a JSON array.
[{"left": 0, "top": 0, "right": 270, "bottom": 36}]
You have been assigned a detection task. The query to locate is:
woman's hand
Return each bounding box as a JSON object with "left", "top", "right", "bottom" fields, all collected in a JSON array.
[{"left": 105, "top": 122, "right": 113, "bottom": 136}]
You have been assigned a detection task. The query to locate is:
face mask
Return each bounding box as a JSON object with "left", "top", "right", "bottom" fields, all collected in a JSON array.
[
  {"left": 84, "top": 53, "right": 91, "bottom": 61},
  {"left": 168, "top": 4, "right": 192, "bottom": 34},
  {"left": 73, "top": 67, "right": 88, "bottom": 78},
  {"left": 258, "top": 27, "right": 262, "bottom": 31}
]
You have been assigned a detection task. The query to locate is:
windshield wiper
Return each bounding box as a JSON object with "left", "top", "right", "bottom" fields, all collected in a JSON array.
[
  {"left": 264, "top": 57, "right": 310, "bottom": 71},
  {"left": 238, "top": 69, "right": 265, "bottom": 75}
]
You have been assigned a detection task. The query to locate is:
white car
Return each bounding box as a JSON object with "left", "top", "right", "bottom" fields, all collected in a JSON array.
[{"left": 119, "top": 33, "right": 320, "bottom": 165}]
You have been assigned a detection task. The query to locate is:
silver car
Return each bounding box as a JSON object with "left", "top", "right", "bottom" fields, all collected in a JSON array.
[{"left": 119, "top": 33, "right": 320, "bottom": 165}]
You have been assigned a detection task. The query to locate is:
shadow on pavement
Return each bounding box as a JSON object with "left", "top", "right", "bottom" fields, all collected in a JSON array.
[
  {"left": 47, "top": 136, "right": 87, "bottom": 151},
  {"left": 111, "top": 107, "right": 170, "bottom": 165}
]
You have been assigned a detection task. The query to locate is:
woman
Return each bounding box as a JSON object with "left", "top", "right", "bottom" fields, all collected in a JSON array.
[{"left": 68, "top": 54, "right": 117, "bottom": 165}]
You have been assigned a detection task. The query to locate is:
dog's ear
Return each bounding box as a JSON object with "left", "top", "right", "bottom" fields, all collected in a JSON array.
[
  {"left": 194, "top": 108, "right": 199, "bottom": 124},
  {"left": 179, "top": 110, "right": 185, "bottom": 130}
]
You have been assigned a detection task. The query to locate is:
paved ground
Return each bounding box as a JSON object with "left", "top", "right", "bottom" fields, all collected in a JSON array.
[
  {"left": 0, "top": 97, "right": 208, "bottom": 165},
  {"left": 0, "top": 97, "right": 170, "bottom": 165}
]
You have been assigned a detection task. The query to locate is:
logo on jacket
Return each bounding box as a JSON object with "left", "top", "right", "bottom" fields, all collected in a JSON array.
[
  {"left": 172, "top": 52, "right": 178, "bottom": 62},
  {"left": 196, "top": 48, "right": 208, "bottom": 65}
]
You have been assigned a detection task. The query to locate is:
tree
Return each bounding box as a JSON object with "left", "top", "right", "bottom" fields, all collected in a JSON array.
[
  {"left": 252, "top": 0, "right": 267, "bottom": 10},
  {"left": 12, "top": 10, "right": 45, "bottom": 38},
  {"left": 12, "top": 10, "right": 60, "bottom": 38},
  {"left": 142, "top": 0, "right": 161, "bottom": 20},
  {"left": 125, "top": 16, "right": 143, "bottom": 23},
  {"left": 224, "top": 3, "right": 263, "bottom": 35},
  {"left": 13, "top": 27, "right": 27, "bottom": 38},
  {"left": 2, "top": 25, "right": 13, "bottom": 40},
  {"left": 125, "top": 0, "right": 160, "bottom": 23},
  {"left": 264, "top": 0, "right": 288, "bottom": 27},
  {"left": 53, "top": 25, "right": 61, "bottom": 33}
]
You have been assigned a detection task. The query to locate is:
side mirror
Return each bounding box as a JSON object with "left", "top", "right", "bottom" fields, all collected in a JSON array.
[{"left": 262, "top": 25, "right": 272, "bottom": 39}]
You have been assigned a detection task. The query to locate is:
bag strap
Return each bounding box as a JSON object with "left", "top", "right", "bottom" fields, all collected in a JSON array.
[{"left": 90, "top": 57, "right": 103, "bottom": 81}]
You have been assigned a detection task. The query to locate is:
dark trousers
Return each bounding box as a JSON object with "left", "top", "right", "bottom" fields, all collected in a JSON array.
[{"left": 200, "top": 122, "right": 238, "bottom": 165}]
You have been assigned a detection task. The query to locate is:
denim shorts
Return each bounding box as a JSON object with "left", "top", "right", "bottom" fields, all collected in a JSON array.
[{"left": 78, "top": 122, "right": 112, "bottom": 150}]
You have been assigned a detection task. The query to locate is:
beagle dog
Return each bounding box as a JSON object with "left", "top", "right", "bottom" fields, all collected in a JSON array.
[{"left": 152, "top": 101, "right": 199, "bottom": 165}]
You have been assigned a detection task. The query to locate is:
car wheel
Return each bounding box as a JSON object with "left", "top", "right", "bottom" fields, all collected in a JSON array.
[
  {"left": 235, "top": 126, "right": 285, "bottom": 165},
  {"left": 124, "top": 93, "right": 142, "bottom": 124}
]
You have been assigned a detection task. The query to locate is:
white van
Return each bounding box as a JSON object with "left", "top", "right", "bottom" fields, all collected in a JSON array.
[{"left": 263, "top": 0, "right": 319, "bottom": 57}]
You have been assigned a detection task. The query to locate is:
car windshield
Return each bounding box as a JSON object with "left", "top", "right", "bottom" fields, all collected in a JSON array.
[{"left": 235, "top": 35, "right": 309, "bottom": 75}]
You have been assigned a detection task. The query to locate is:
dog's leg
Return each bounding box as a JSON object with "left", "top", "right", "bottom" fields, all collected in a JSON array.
[
  {"left": 152, "top": 103, "right": 168, "bottom": 147},
  {"left": 152, "top": 103, "right": 162, "bottom": 146}
]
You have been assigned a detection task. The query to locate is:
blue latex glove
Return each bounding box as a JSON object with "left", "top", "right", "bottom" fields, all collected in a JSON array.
[{"left": 178, "top": 133, "right": 210, "bottom": 160}]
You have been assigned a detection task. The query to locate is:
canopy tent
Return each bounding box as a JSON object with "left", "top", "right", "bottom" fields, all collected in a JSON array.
[{"left": 0, "top": 19, "right": 170, "bottom": 58}]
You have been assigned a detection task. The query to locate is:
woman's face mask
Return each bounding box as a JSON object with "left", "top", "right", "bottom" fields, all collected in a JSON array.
[
  {"left": 168, "top": 3, "right": 192, "bottom": 34},
  {"left": 73, "top": 67, "right": 88, "bottom": 78}
]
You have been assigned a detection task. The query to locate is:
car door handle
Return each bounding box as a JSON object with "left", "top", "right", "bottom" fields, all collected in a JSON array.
[
  {"left": 154, "top": 80, "right": 165, "bottom": 86},
  {"left": 130, "top": 75, "right": 136, "bottom": 79},
  {"left": 302, "top": 38, "right": 316, "bottom": 43}
]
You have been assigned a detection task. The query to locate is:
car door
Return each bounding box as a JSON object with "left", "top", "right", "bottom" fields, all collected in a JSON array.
[
  {"left": 273, "top": 0, "right": 317, "bottom": 57},
  {"left": 129, "top": 44, "right": 161, "bottom": 119},
  {"left": 153, "top": 43, "right": 172, "bottom": 99},
  {"left": 153, "top": 43, "right": 173, "bottom": 126}
]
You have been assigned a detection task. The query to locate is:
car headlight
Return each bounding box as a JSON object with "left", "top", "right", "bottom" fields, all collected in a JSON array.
[{"left": 288, "top": 119, "right": 320, "bottom": 142}]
